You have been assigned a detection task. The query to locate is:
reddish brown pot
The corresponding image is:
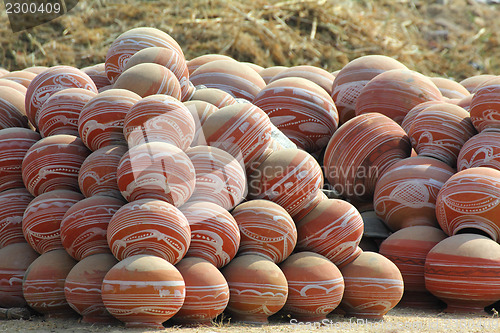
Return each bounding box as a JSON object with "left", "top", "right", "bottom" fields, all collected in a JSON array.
[
  {"left": 470, "top": 77, "right": 500, "bottom": 132},
  {"left": 457, "top": 131, "right": 500, "bottom": 171},
  {"left": 425, "top": 234, "right": 500, "bottom": 313},
  {"left": 0, "top": 70, "right": 36, "bottom": 88},
  {"left": 259, "top": 66, "right": 288, "bottom": 84},
  {"left": 183, "top": 101, "right": 218, "bottom": 146},
  {"left": 0, "top": 188, "right": 34, "bottom": 248},
  {"left": 190, "top": 88, "right": 237, "bottom": 108},
  {"left": 401, "top": 100, "right": 447, "bottom": 134},
  {"left": 429, "top": 77, "right": 470, "bottom": 100},
  {"left": 81, "top": 63, "right": 111, "bottom": 90},
  {"left": 187, "top": 54, "right": 237, "bottom": 76},
  {"left": 0, "top": 86, "right": 30, "bottom": 129},
  {"left": 459, "top": 74, "right": 496, "bottom": 93},
  {"left": 269, "top": 65, "right": 335, "bottom": 96}
]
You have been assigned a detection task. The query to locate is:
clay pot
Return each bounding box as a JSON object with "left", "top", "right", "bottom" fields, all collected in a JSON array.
[
  {"left": 253, "top": 77, "right": 338, "bottom": 153},
  {"left": 36, "top": 88, "right": 97, "bottom": 137},
  {"left": 185, "top": 146, "right": 246, "bottom": 210},
  {"left": 0, "top": 86, "right": 29, "bottom": 129},
  {"left": 0, "top": 70, "right": 36, "bottom": 88},
  {"left": 116, "top": 142, "right": 195, "bottom": 206},
  {"left": 123, "top": 94, "right": 195, "bottom": 150},
  {"left": 470, "top": 77, "right": 500, "bottom": 132},
  {"left": 0, "top": 79, "right": 27, "bottom": 94},
  {"left": 23, "top": 66, "right": 48, "bottom": 75},
  {"left": 81, "top": 63, "right": 111, "bottom": 90},
  {"left": 289, "top": 189, "right": 327, "bottom": 223},
  {"left": 173, "top": 257, "right": 229, "bottom": 325},
  {"left": 409, "top": 103, "right": 476, "bottom": 167},
  {"left": 379, "top": 226, "right": 447, "bottom": 308},
  {"left": 269, "top": 65, "right": 335, "bottom": 95},
  {"left": 101, "top": 254, "right": 185, "bottom": 328},
  {"left": 248, "top": 148, "right": 324, "bottom": 218},
  {"left": 61, "top": 196, "right": 125, "bottom": 260},
  {"left": 457, "top": 131, "right": 500, "bottom": 171},
  {"left": 64, "top": 253, "right": 119, "bottom": 323},
  {"left": 25, "top": 66, "right": 97, "bottom": 129},
  {"left": 331, "top": 55, "right": 408, "bottom": 124},
  {"left": 373, "top": 156, "right": 455, "bottom": 231},
  {"left": 186, "top": 54, "right": 237, "bottom": 76},
  {"left": 190, "top": 88, "right": 237, "bottom": 108},
  {"left": 23, "top": 249, "right": 78, "bottom": 318},
  {"left": 323, "top": 113, "right": 412, "bottom": 202},
  {"left": 355, "top": 69, "right": 443, "bottom": 124},
  {"left": 232, "top": 200, "right": 296, "bottom": 264},
  {"left": 190, "top": 60, "right": 266, "bottom": 101},
  {"left": 183, "top": 100, "right": 218, "bottom": 146},
  {"left": 425, "top": 234, "right": 500, "bottom": 313},
  {"left": 107, "top": 199, "right": 191, "bottom": 264},
  {"left": 454, "top": 93, "right": 473, "bottom": 112},
  {"left": 295, "top": 199, "right": 364, "bottom": 268},
  {"left": 0, "top": 188, "right": 34, "bottom": 248},
  {"left": 459, "top": 74, "right": 496, "bottom": 93},
  {"left": 0, "top": 243, "right": 39, "bottom": 307},
  {"left": 22, "top": 190, "right": 84, "bottom": 254},
  {"left": 436, "top": 167, "right": 500, "bottom": 241},
  {"left": 401, "top": 100, "right": 447, "bottom": 134},
  {"left": 180, "top": 202, "right": 240, "bottom": 269},
  {"left": 429, "top": 77, "right": 470, "bottom": 100},
  {"left": 340, "top": 251, "right": 404, "bottom": 319},
  {"left": 78, "top": 145, "right": 128, "bottom": 199},
  {"left": 78, "top": 89, "right": 141, "bottom": 151},
  {"left": 279, "top": 252, "right": 344, "bottom": 321},
  {"left": 21, "top": 134, "right": 91, "bottom": 196},
  {"left": 221, "top": 254, "right": 288, "bottom": 323},
  {"left": 259, "top": 66, "right": 288, "bottom": 84},
  {"left": 0, "top": 127, "right": 40, "bottom": 192},
  {"left": 105, "top": 27, "right": 184, "bottom": 84},
  {"left": 201, "top": 103, "right": 272, "bottom": 171}
]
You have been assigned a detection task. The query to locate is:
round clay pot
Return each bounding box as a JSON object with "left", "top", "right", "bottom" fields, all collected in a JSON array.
[
  {"left": 78, "top": 145, "right": 128, "bottom": 199},
  {"left": 221, "top": 254, "right": 288, "bottom": 323},
  {"left": 269, "top": 65, "right": 335, "bottom": 95},
  {"left": 187, "top": 54, "right": 237, "bottom": 76},
  {"left": 470, "top": 77, "right": 500, "bottom": 132},
  {"left": 64, "top": 253, "right": 119, "bottom": 323},
  {"left": 116, "top": 142, "right": 195, "bottom": 206},
  {"left": 457, "top": 131, "right": 500, "bottom": 171},
  {"left": 436, "top": 167, "right": 500, "bottom": 241},
  {"left": 248, "top": 148, "right": 324, "bottom": 218},
  {"left": 81, "top": 63, "right": 111, "bottom": 90},
  {"left": 0, "top": 243, "right": 39, "bottom": 307},
  {"left": 190, "top": 88, "right": 237, "bottom": 108},
  {"left": 425, "top": 234, "right": 500, "bottom": 313},
  {"left": 291, "top": 188, "right": 327, "bottom": 222},
  {"left": 22, "top": 190, "right": 84, "bottom": 254},
  {"left": 185, "top": 145, "right": 246, "bottom": 210},
  {"left": 279, "top": 252, "right": 344, "bottom": 321},
  {"left": 295, "top": 199, "right": 364, "bottom": 268},
  {"left": 21, "top": 134, "right": 91, "bottom": 196},
  {"left": 180, "top": 202, "right": 240, "bottom": 269},
  {"left": 78, "top": 89, "right": 141, "bottom": 151},
  {"left": 101, "top": 254, "right": 185, "bottom": 328},
  {"left": 123, "top": 94, "right": 195, "bottom": 150},
  {"left": 401, "top": 100, "right": 447, "bottom": 134},
  {"left": 23, "top": 66, "right": 48, "bottom": 75},
  {"left": 183, "top": 100, "right": 218, "bottom": 146},
  {"left": 253, "top": 77, "right": 338, "bottom": 153},
  {"left": 0, "top": 188, "right": 34, "bottom": 248},
  {"left": 379, "top": 226, "right": 447, "bottom": 308},
  {"left": 0, "top": 70, "right": 36, "bottom": 88},
  {"left": 23, "top": 249, "right": 78, "bottom": 318},
  {"left": 172, "top": 257, "right": 229, "bottom": 325},
  {"left": 259, "top": 66, "right": 288, "bottom": 84},
  {"left": 340, "top": 251, "right": 404, "bottom": 319},
  {"left": 61, "top": 196, "right": 125, "bottom": 260},
  {"left": 429, "top": 77, "right": 470, "bottom": 100},
  {"left": 107, "top": 199, "right": 190, "bottom": 264},
  {"left": 0, "top": 87, "right": 29, "bottom": 129},
  {"left": 373, "top": 156, "right": 455, "bottom": 231},
  {"left": 460, "top": 74, "right": 496, "bottom": 93},
  {"left": 232, "top": 199, "right": 296, "bottom": 264},
  {"left": 0, "top": 127, "right": 40, "bottom": 192},
  {"left": 0, "top": 79, "right": 27, "bottom": 94},
  {"left": 323, "top": 112, "right": 412, "bottom": 202}
]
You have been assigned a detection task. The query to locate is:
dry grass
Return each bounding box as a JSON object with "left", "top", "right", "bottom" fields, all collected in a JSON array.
[{"left": 1, "top": 0, "right": 500, "bottom": 80}]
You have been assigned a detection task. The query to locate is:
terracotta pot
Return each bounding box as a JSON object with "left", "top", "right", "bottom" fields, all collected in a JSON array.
[
  {"left": 0, "top": 79, "right": 27, "bottom": 94},
  {"left": 292, "top": 189, "right": 327, "bottom": 222},
  {"left": 379, "top": 226, "right": 447, "bottom": 308},
  {"left": 425, "top": 234, "right": 500, "bottom": 313},
  {"left": 0, "top": 70, "right": 36, "bottom": 88},
  {"left": 248, "top": 148, "right": 324, "bottom": 218},
  {"left": 401, "top": 100, "right": 447, "bottom": 134},
  {"left": 221, "top": 254, "right": 288, "bottom": 323},
  {"left": 22, "top": 190, "right": 84, "bottom": 254},
  {"left": 429, "top": 77, "right": 470, "bottom": 100},
  {"left": 232, "top": 199, "right": 297, "bottom": 264},
  {"left": 459, "top": 74, "right": 496, "bottom": 93},
  {"left": 64, "top": 253, "right": 119, "bottom": 323},
  {"left": 295, "top": 199, "right": 363, "bottom": 268},
  {"left": 36, "top": 88, "right": 97, "bottom": 137},
  {"left": 61, "top": 196, "right": 125, "bottom": 260},
  {"left": 280, "top": 252, "right": 344, "bottom": 321},
  {"left": 323, "top": 112, "right": 412, "bottom": 202},
  {"left": 78, "top": 145, "right": 128, "bottom": 199},
  {"left": 183, "top": 101, "right": 218, "bottom": 146},
  {"left": 436, "top": 167, "right": 500, "bottom": 241},
  {"left": 23, "top": 66, "right": 48, "bottom": 75},
  {"left": 259, "top": 66, "right": 288, "bottom": 84},
  {"left": 180, "top": 202, "right": 240, "bottom": 269},
  {"left": 116, "top": 142, "right": 195, "bottom": 206},
  {"left": 0, "top": 86, "right": 30, "bottom": 129},
  {"left": 23, "top": 249, "right": 78, "bottom": 318},
  {"left": 340, "top": 251, "right": 404, "bottom": 319},
  {"left": 253, "top": 77, "right": 338, "bottom": 153},
  {"left": 78, "top": 89, "right": 141, "bottom": 151},
  {"left": 101, "top": 254, "right": 185, "bottom": 328},
  {"left": 0, "top": 188, "right": 34, "bottom": 248},
  {"left": 81, "top": 63, "right": 111, "bottom": 90},
  {"left": 185, "top": 146, "right": 246, "bottom": 210},
  {"left": 105, "top": 27, "right": 184, "bottom": 84},
  {"left": 269, "top": 65, "right": 335, "bottom": 95},
  {"left": 187, "top": 54, "right": 237, "bottom": 76},
  {"left": 0, "top": 243, "right": 39, "bottom": 307},
  {"left": 107, "top": 199, "right": 190, "bottom": 264},
  {"left": 173, "top": 257, "right": 229, "bottom": 325},
  {"left": 409, "top": 103, "right": 476, "bottom": 167},
  {"left": 21, "top": 134, "right": 91, "bottom": 196},
  {"left": 190, "top": 88, "right": 237, "bottom": 108},
  {"left": 457, "top": 132, "right": 500, "bottom": 171},
  {"left": 123, "top": 94, "right": 195, "bottom": 150},
  {"left": 0, "top": 127, "right": 40, "bottom": 192},
  {"left": 470, "top": 77, "right": 500, "bottom": 132},
  {"left": 373, "top": 156, "right": 455, "bottom": 231}
]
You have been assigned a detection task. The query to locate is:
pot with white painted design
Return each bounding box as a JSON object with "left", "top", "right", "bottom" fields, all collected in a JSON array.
[
  {"left": 183, "top": 101, "right": 218, "bottom": 146},
  {"left": 190, "top": 88, "right": 237, "bottom": 108},
  {"left": 0, "top": 188, "right": 34, "bottom": 248},
  {"left": 470, "top": 77, "right": 500, "bottom": 132},
  {"left": 0, "top": 87, "right": 30, "bottom": 129},
  {"left": 81, "top": 63, "right": 111, "bottom": 90},
  {"left": 457, "top": 131, "right": 500, "bottom": 171}
]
